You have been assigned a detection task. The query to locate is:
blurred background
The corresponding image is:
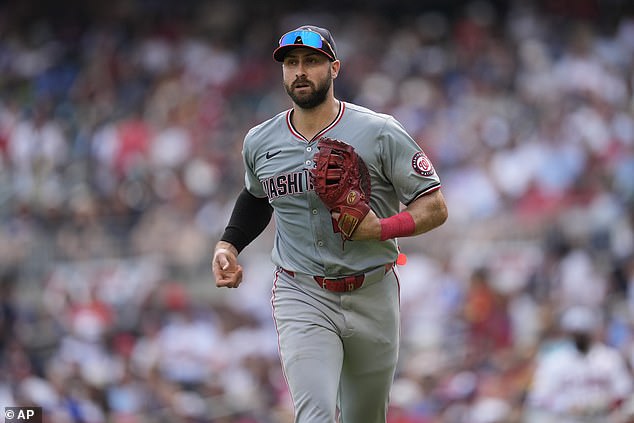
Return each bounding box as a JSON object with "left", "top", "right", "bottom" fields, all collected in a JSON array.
[{"left": 1, "top": 0, "right": 634, "bottom": 422}]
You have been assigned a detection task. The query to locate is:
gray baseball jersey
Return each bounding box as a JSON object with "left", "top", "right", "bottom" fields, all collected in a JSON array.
[{"left": 243, "top": 101, "right": 441, "bottom": 275}]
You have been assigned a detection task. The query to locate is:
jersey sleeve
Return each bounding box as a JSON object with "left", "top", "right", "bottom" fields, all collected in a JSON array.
[
  {"left": 242, "top": 129, "right": 267, "bottom": 198},
  {"left": 379, "top": 116, "right": 441, "bottom": 205}
]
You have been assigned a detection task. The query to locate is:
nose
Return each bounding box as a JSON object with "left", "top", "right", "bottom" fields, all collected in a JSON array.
[{"left": 294, "top": 62, "right": 307, "bottom": 78}]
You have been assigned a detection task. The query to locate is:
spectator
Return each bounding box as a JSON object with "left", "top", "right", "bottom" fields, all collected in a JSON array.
[
  {"left": 525, "top": 305, "right": 633, "bottom": 422},
  {"left": 463, "top": 267, "right": 513, "bottom": 358}
]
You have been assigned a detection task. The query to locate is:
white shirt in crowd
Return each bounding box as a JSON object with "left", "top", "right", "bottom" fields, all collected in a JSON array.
[{"left": 525, "top": 340, "right": 633, "bottom": 423}]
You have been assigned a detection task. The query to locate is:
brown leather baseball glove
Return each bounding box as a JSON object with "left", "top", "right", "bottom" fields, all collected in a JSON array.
[{"left": 310, "top": 137, "right": 371, "bottom": 240}]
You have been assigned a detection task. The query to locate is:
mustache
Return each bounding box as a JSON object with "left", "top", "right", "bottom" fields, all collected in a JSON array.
[{"left": 292, "top": 78, "right": 313, "bottom": 89}]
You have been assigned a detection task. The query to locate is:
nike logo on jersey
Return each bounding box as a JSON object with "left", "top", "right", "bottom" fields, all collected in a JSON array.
[{"left": 266, "top": 150, "right": 282, "bottom": 159}]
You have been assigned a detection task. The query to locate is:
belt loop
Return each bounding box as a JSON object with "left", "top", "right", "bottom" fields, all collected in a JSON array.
[{"left": 344, "top": 276, "right": 357, "bottom": 292}]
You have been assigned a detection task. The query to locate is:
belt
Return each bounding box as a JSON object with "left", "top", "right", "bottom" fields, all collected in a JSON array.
[{"left": 279, "top": 263, "right": 394, "bottom": 293}]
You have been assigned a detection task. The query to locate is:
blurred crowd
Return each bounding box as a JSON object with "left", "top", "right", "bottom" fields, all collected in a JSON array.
[{"left": 1, "top": 0, "right": 634, "bottom": 422}]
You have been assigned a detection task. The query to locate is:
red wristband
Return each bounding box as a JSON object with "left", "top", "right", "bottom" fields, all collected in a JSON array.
[{"left": 380, "top": 212, "right": 416, "bottom": 241}]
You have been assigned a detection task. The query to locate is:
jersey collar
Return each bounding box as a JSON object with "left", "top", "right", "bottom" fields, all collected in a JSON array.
[{"left": 286, "top": 101, "right": 345, "bottom": 142}]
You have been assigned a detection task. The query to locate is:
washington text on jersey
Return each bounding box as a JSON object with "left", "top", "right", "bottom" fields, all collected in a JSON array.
[{"left": 261, "top": 168, "right": 313, "bottom": 201}]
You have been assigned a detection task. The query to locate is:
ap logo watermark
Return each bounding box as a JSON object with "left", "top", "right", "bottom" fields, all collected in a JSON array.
[{"left": 4, "top": 407, "right": 42, "bottom": 422}]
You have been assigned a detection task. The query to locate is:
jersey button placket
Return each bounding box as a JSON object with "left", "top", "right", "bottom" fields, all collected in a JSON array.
[{"left": 307, "top": 143, "right": 327, "bottom": 256}]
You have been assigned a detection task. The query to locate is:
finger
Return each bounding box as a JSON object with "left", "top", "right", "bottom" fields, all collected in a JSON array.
[
  {"left": 219, "top": 254, "right": 230, "bottom": 270},
  {"left": 217, "top": 278, "right": 241, "bottom": 289},
  {"left": 216, "top": 279, "right": 234, "bottom": 288},
  {"left": 213, "top": 249, "right": 234, "bottom": 271},
  {"left": 215, "top": 274, "right": 236, "bottom": 288},
  {"left": 215, "top": 266, "right": 243, "bottom": 288}
]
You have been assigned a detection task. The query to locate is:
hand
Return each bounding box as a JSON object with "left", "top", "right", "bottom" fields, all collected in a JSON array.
[
  {"left": 212, "top": 242, "right": 243, "bottom": 288},
  {"left": 331, "top": 209, "right": 381, "bottom": 241}
]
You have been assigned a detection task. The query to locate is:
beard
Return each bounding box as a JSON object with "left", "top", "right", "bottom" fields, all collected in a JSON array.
[
  {"left": 572, "top": 333, "right": 592, "bottom": 354},
  {"left": 285, "top": 73, "right": 332, "bottom": 109}
]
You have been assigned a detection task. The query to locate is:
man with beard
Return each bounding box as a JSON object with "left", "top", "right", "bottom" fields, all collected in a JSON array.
[{"left": 212, "top": 25, "right": 447, "bottom": 423}]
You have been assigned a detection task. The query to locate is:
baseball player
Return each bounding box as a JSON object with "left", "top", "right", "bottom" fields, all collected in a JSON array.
[
  {"left": 524, "top": 306, "right": 634, "bottom": 423},
  {"left": 212, "top": 25, "right": 448, "bottom": 423}
]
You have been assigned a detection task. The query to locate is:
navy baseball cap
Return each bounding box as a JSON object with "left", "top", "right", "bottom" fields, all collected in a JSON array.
[{"left": 273, "top": 25, "right": 338, "bottom": 62}]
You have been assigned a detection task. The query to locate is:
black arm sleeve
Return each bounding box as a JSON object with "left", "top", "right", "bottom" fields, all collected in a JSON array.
[{"left": 220, "top": 188, "right": 273, "bottom": 253}]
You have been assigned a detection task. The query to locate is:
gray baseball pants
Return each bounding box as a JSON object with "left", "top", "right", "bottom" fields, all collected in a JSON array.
[{"left": 271, "top": 265, "right": 400, "bottom": 423}]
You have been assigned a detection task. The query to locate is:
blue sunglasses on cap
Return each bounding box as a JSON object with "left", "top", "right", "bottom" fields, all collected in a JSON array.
[{"left": 275, "top": 29, "right": 336, "bottom": 61}]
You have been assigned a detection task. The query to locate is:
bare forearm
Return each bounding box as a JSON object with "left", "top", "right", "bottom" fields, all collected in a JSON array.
[{"left": 406, "top": 189, "right": 448, "bottom": 236}]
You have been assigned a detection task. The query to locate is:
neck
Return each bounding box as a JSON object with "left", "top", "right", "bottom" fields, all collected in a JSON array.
[{"left": 292, "top": 97, "right": 340, "bottom": 140}]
